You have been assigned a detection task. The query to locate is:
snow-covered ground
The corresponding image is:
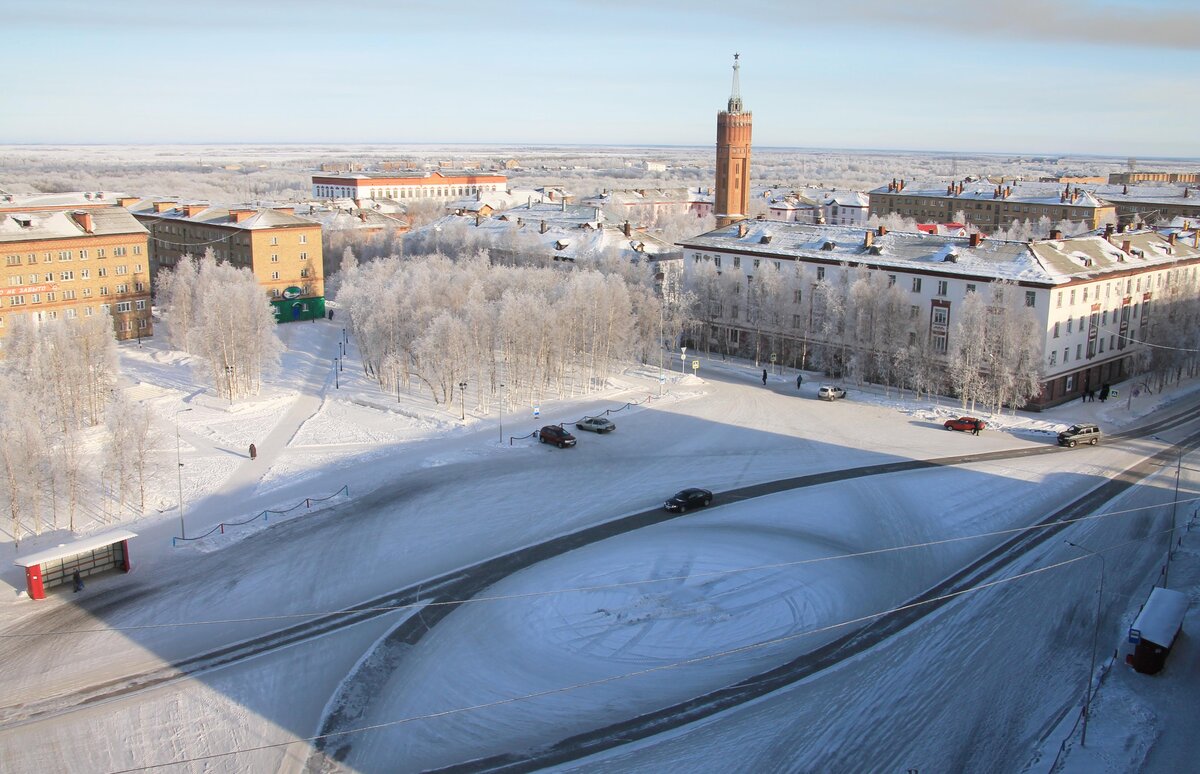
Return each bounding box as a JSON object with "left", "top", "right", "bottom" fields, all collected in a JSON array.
[{"left": 1, "top": 320, "right": 1197, "bottom": 773}]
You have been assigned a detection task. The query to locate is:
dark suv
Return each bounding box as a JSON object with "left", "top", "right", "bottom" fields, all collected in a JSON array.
[
  {"left": 538, "top": 425, "right": 577, "bottom": 448},
  {"left": 1058, "top": 423, "right": 1100, "bottom": 447}
]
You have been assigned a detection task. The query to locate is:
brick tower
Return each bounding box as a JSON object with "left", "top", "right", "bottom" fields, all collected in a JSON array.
[{"left": 715, "top": 53, "right": 752, "bottom": 228}]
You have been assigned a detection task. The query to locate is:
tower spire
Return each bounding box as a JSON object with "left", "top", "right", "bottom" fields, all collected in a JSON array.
[{"left": 728, "top": 52, "right": 743, "bottom": 113}]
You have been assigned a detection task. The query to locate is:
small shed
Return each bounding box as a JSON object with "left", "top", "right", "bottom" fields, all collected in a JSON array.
[
  {"left": 1127, "top": 586, "right": 1189, "bottom": 675},
  {"left": 13, "top": 529, "right": 136, "bottom": 600}
]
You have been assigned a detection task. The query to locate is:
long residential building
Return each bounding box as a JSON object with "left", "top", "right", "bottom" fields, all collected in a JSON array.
[
  {"left": 128, "top": 201, "right": 325, "bottom": 322},
  {"left": 869, "top": 179, "right": 1116, "bottom": 231},
  {"left": 311, "top": 170, "right": 506, "bottom": 202},
  {"left": 1, "top": 206, "right": 152, "bottom": 345},
  {"left": 679, "top": 220, "right": 1200, "bottom": 409}
]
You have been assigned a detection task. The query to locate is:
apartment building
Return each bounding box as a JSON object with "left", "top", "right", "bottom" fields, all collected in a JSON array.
[
  {"left": 1, "top": 207, "right": 151, "bottom": 345},
  {"left": 869, "top": 180, "right": 1116, "bottom": 232},
  {"left": 678, "top": 220, "right": 1200, "bottom": 409},
  {"left": 129, "top": 201, "right": 325, "bottom": 322},
  {"left": 310, "top": 170, "right": 507, "bottom": 202}
]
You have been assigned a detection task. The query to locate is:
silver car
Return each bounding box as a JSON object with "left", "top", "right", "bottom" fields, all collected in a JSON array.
[
  {"left": 818, "top": 385, "right": 846, "bottom": 401},
  {"left": 575, "top": 416, "right": 616, "bottom": 433}
]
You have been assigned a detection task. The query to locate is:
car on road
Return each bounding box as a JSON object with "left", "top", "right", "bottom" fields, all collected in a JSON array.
[
  {"left": 575, "top": 416, "right": 616, "bottom": 434},
  {"left": 664, "top": 487, "right": 713, "bottom": 513},
  {"left": 1058, "top": 423, "right": 1100, "bottom": 447},
  {"left": 818, "top": 385, "right": 846, "bottom": 401},
  {"left": 944, "top": 416, "right": 985, "bottom": 433},
  {"left": 538, "top": 425, "right": 577, "bottom": 448}
]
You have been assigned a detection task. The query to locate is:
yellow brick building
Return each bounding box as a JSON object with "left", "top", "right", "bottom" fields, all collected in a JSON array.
[
  {"left": 129, "top": 201, "right": 325, "bottom": 321},
  {"left": 0, "top": 207, "right": 152, "bottom": 345}
]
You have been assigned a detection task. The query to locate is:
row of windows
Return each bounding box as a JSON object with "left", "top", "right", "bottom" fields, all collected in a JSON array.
[
  {"left": 313, "top": 184, "right": 500, "bottom": 200},
  {"left": 0, "top": 306, "right": 149, "bottom": 328},
  {"left": 1, "top": 284, "right": 144, "bottom": 307},
  {"left": 7, "top": 266, "right": 142, "bottom": 284},
  {"left": 3, "top": 245, "right": 142, "bottom": 265},
  {"left": 1054, "top": 267, "right": 1196, "bottom": 308}
]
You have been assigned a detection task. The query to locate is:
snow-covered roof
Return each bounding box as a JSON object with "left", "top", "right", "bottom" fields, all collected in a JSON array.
[
  {"left": 0, "top": 206, "right": 148, "bottom": 243},
  {"left": 14, "top": 529, "right": 137, "bottom": 567},
  {"left": 871, "top": 181, "right": 1107, "bottom": 208},
  {"left": 1129, "top": 586, "right": 1188, "bottom": 647},
  {"left": 128, "top": 201, "right": 319, "bottom": 230},
  {"left": 417, "top": 213, "right": 680, "bottom": 263},
  {"left": 679, "top": 220, "right": 1200, "bottom": 286},
  {"left": 0, "top": 191, "right": 132, "bottom": 212}
]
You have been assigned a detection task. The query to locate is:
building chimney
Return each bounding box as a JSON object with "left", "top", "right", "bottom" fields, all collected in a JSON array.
[
  {"left": 864, "top": 230, "right": 874, "bottom": 248},
  {"left": 153, "top": 200, "right": 175, "bottom": 213},
  {"left": 737, "top": 222, "right": 749, "bottom": 238},
  {"left": 1168, "top": 232, "right": 1177, "bottom": 246},
  {"left": 1049, "top": 229, "right": 1062, "bottom": 240},
  {"left": 1104, "top": 223, "right": 1115, "bottom": 240},
  {"left": 1122, "top": 239, "right": 1132, "bottom": 254},
  {"left": 71, "top": 210, "right": 94, "bottom": 233},
  {"left": 1117, "top": 223, "right": 1126, "bottom": 234},
  {"left": 118, "top": 196, "right": 139, "bottom": 208},
  {"left": 877, "top": 225, "right": 888, "bottom": 237},
  {"left": 899, "top": 179, "right": 905, "bottom": 191},
  {"left": 229, "top": 207, "right": 255, "bottom": 223},
  {"left": 623, "top": 221, "right": 632, "bottom": 237},
  {"left": 273, "top": 205, "right": 295, "bottom": 216},
  {"left": 183, "top": 203, "right": 206, "bottom": 218},
  {"left": 539, "top": 220, "right": 548, "bottom": 234},
  {"left": 475, "top": 214, "right": 482, "bottom": 226},
  {"left": 969, "top": 232, "right": 983, "bottom": 248}
]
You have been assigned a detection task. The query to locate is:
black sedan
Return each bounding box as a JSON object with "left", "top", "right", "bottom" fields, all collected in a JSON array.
[{"left": 664, "top": 487, "right": 713, "bottom": 513}]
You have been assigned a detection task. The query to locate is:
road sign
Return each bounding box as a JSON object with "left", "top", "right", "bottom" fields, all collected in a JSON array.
[
  {"left": 770, "top": 353, "right": 777, "bottom": 363},
  {"left": 533, "top": 405, "right": 540, "bottom": 417},
  {"left": 692, "top": 360, "right": 699, "bottom": 371},
  {"left": 1110, "top": 389, "right": 1119, "bottom": 398}
]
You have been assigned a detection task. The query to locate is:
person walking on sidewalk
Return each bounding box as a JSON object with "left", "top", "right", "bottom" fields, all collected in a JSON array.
[
  {"left": 73, "top": 570, "right": 84, "bottom": 593},
  {"left": 796, "top": 373, "right": 803, "bottom": 389},
  {"left": 762, "top": 369, "right": 768, "bottom": 385}
]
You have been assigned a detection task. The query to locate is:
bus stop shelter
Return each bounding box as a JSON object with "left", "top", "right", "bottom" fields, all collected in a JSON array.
[
  {"left": 1128, "top": 586, "right": 1189, "bottom": 675},
  {"left": 13, "top": 529, "right": 136, "bottom": 600}
]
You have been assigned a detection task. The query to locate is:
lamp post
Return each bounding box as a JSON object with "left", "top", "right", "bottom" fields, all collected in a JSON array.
[
  {"left": 1065, "top": 540, "right": 1106, "bottom": 747},
  {"left": 334, "top": 358, "right": 339, "bottom": 389},
  {"left": 658, "top": 294, "right": 664, "bottom": 398},
  {"left": 224, "top": 365, "right": 234, "bottom": 405},
  {"left": 176, "top": 408, "right": 193, "bottom": 539},
  {"left": 459, "top": 381, "right": 468, "bottom": 421},
  {"left": 499, "top": 382, "right": 505, "bottom": 444}
]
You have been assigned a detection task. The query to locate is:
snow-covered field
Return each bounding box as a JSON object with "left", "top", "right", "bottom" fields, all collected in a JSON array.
[{"left": 1, "top": 320, "right": 1197, "bottom": 773}]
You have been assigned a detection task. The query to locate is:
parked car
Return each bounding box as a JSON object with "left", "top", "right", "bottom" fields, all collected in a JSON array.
[
  {"left": 1058, "top": 423, "right": 1100, "bottom": 447},
  {"left": 945, "top": 416, "right": 985, "bottom": 433},
  {"left": 576, "top": 416, "right": 616, "bottom": 434},
  {"left": 664, "top": 487, "right": 713, "bottom": 513},
  {"left": 817, "top": 385, "right": 846, "bottom": 401},
  {"left": 538, "top": 425, "right": 577, "bottom": 448}
]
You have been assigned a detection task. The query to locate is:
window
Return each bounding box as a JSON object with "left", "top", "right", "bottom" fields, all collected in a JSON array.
[
  {"left": 113, "top": 247, "right": 127, "bottom": 257},
  {"left": 96, "top": 248, "right": 105, "bottom": 258},
  {"left": 62, "top": 290, "right": 75, "bottom": 300},
  {"left": 98, "top": 267, "right": 107, "bottom": 277},
  {"left": 271, "top": 271, "right": 279, "bottom": 280},
  {"left": 752, "top": 259, "right": 760, "bottom": 269},
  {"left": 936, "top": 280, "right": 948, "bottom": 296},
  {"left": 299, "top": 252, "right": 308, "bottom": 261},
  {"left": 1053, "top": 322, "right": 1060, "bottom": 338},
  {"left": 135, "top": 281, "right": 144, "bottom": 292},
  {"left": 816, "top": 267, "right": 825, "bottom": 280},
  {"left": 1025, "top": 291, "right": 1036, "bottom": 307},
  {"left": 909, "top": 305, "right": 919, "bottom": 320},
  {"left": 714, "top": 256, "right": 721, "bottom": 268},
  {"left": 1066, "top": 318, "right": 1073, "bottom": 333},
  {"left": 966, "top": 283, "right": 976, "bottom": 294},
  {"left": 731, "top": 305, "right": 739, "bottom": 319},
  {"left": 116, "top": 283, "right": 129, "bottom": 294},
  {"left": 1082, "top": 288, "right": 1089, "bottom": 302},
  {"left": 80, "top": 269, "right": 90, "bottom": 279},
  {"left": 299, "top": 234, "right": 307, "bottom": 244},
  {"left": 887, "top": 274, "right": 896, "bottom": 287},
  {"left": 270, "top": 237, "right": 278, "bottom": 246},
  {"left": 732, "top": 256, "right": 741, "bottom": 269},
  {"left": 115, "top": 265, "right": 128, "bottom": 275},
  {"left": 1069, "top": 289, "right": 1075, "bottom": 304},
  {"left": 271, "top": 254, "right": 279, "bottom": 263},
  {"left": 792, "top": 314, "right": 802, "bottom": 328},
  {"left": 793, "top": 289, "right": 802, "bottom": 304},
  {"left": 99, "top": 286, "right": 109, "bottom": 296},
  {"left": 1049, "top": 350, "right": 1057, "bottom": 366},
  {"left": 912, "top": 277, "right": 922, "bottom": 293},
  {"left": 115, "top": 301, "right": 132, "bottom": 312},
  {"left": 1076, "top": 344, "right": 1083, "bottom": 359},
  {"left": 58, "top": 250, "right": 71, "bottom": 261},
  {"left": 133, "top": 245, "right": 141, "bottom": 255},
  {"left": 1064, "top": 348, "right": 1069, "bottom": 363},
  {"left": 59, "top": 271, "right": 73, "bottom": 281}
]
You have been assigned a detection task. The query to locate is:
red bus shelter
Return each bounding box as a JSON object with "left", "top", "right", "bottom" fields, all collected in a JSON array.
[{"left": 13, "top": 529, "right": 136, "bottom": 600}]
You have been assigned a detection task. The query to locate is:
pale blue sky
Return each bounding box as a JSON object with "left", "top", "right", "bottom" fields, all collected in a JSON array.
[{"left": 3, "top": 0, "right": 1197, "bottom": 156}]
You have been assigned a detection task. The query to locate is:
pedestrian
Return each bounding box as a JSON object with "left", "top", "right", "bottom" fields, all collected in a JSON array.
[
  {"left": 1099, "top": 384, "right": 1110, "bottom": 402},
  {"left": 762, "top": 369, "right": 768, "bottom": 385},
  {"left": 328, "top": 310, "right": 334, "bottom": 321},
  {"left": 249, "top": 443, "right": 257, "bottom": 460},
  {"left": 72, "top": 570, "right": 84, "bottom": 593},
  {"left": 972, "top": 420, "right": 981, "bottom": 436},
  {"left": 796, "top": 373, "right": 803, "bottom": 389}
]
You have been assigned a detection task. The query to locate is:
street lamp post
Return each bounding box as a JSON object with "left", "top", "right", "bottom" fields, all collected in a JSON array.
[
  {"left": 499, "top": 382, "right": 505, "bottom": 444},
  {"left": 459, "top": 381, "right": 468, "bottom": 421},
  {"left": 658, "top": 295, "right": 664, "bottom": 398},
  {"left": 1065, "top": 540, "right": 1106, "bottom": 748},
  {"left": 175, "top": 408, "right": 193, "bottom": 539},
  {"left": 334, "top": 358, "right": 339, "bottom": 389},
  {"left": 224, "top": 365, "right": 234, "bottom": 405}
]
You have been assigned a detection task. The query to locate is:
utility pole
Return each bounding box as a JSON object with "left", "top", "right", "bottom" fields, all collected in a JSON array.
[
  {"left": 1065, "top": 540, "right": 1105, "bottom": 748},
  {"left": 175, "top": 408, "right": 193, "bottom": 539}
]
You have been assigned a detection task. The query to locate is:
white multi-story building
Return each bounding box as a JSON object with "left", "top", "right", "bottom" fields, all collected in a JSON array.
[
  {"left": 679, "top": 220, "right": 1200, "bottom": 409},
  {"left": 310, "top": 170, "right": 507, "bottom": 202}
]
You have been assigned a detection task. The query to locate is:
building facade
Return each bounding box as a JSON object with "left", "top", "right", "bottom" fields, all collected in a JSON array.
[
  {"left": 1, "top": 207, "right": 152, "bottom": 345},
  {"left": 869, "top": 180, "right": 1116, "bottom": 232},
  {"left": 715, "top": 54, "right": 751, "bottom": 229},
  {"left": 678, "top": 220, "right": 1200, "bottom": 409},
  {"left": 311, "top": 170, "right": 507, "bottom": 202},
  {"left": 129, "top": 201, "right": 326, "bottom": 322}
]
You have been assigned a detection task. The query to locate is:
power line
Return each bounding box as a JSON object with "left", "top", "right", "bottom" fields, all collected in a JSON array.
[
  {"left": 106, "top": 522, "right": 1187, "bottom": 773},
  {"left": 6, "top": 492, "right": 1196, "bottom": 641}
]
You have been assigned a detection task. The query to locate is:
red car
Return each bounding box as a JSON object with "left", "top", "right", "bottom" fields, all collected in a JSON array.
[{"left": 944, "top": 416, "right": 985, "bottom": 433}]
